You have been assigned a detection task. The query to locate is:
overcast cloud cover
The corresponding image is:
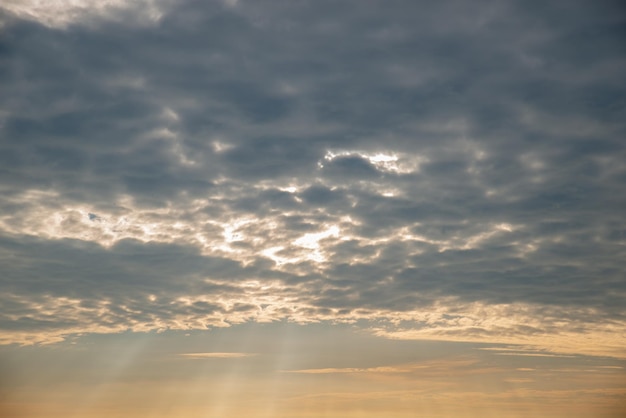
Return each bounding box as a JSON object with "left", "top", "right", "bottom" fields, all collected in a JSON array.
[{"left": 0, "top": 0, "right": 625, "bottom": 360}]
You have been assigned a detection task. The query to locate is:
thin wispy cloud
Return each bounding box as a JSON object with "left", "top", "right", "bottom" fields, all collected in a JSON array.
[
  {"left": 180, "top": 352, "right": 257, "bottom": 359},
  {"left": 283, "top": 366, "right": 412, "bottom": 374}
]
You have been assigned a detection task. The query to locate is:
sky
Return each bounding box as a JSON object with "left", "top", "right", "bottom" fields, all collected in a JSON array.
[{"left": 0, "top": 0, "right": 625, "bottom": 417}]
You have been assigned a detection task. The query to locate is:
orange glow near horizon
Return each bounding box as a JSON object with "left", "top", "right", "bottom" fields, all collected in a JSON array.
[{"left": 1, "top": 325, "right": 625, "bottom": 418}]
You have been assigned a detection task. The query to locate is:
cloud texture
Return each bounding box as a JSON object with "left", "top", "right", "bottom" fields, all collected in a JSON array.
[{"left": 0, "top": 0, "right": 625, "bottom": 354}]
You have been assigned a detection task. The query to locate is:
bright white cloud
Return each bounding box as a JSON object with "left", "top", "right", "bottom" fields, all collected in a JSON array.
[{"left": 1, "top": 0, "right": 172, "bottom": 28}]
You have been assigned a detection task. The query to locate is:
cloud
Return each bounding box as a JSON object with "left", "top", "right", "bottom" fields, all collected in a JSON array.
[
  {"left": 0, "top": 0, "right": 174, "bottom": 28},
  {"left": 283, "top": 366, "right": 412, "bottom": 374},
  {"left": 283, "top": 358, "right": 478, "bottom": 375},
  {"left": 0, "top": 0, "right": 625, "bottom": 357},
  {"left": 180, "top": 352, "right": 257, "bottom": 359}
]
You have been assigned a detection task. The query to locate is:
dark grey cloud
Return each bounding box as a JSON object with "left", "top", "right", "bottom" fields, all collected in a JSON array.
[{"left": 0, "top": 0, "right": 625, "bottom": 346}]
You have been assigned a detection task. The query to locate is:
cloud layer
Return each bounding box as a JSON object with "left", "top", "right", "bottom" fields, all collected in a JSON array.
[{"left": 1, "top": 0, "right": 625, "bottom": 354}]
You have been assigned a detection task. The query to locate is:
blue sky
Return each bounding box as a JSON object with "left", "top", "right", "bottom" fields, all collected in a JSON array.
[{"left": 0, "top": 1, "right": 625, "bottom": 416}]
